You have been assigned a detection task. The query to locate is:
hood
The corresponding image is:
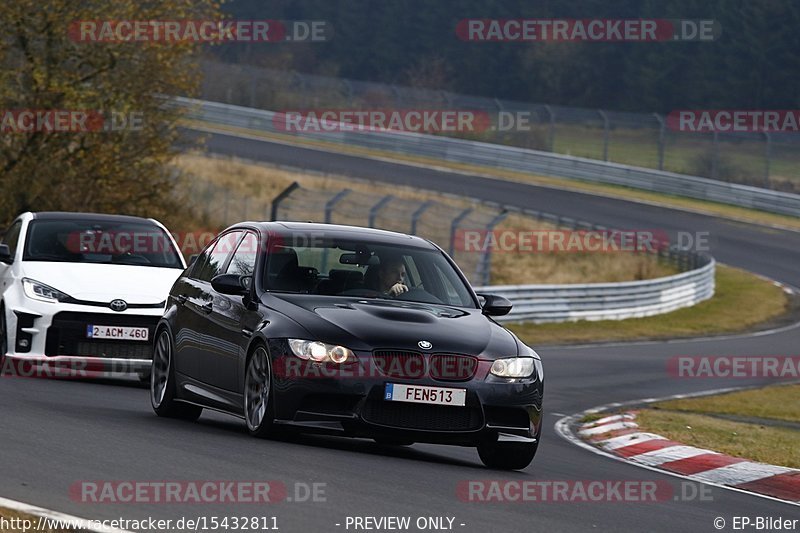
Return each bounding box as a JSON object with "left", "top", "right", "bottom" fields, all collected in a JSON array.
[
  {"left": 267, "top": 294, "right": 520, "bottom": 359},
  {"left": 21, "top": 262, "right": 183, "bottom": 303}
]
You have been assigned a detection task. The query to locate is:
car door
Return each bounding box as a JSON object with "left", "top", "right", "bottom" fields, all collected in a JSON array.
[
  {"left": 172, "top": 231, "right": 242, "bottom": 384},
  {"left": 201, "top": 231, "right": 261, "bottom": 392}
]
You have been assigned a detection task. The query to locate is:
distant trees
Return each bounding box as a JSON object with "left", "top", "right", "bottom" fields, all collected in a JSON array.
[{"left": 216, "top": 0, "right": 800, "bottom": 111}]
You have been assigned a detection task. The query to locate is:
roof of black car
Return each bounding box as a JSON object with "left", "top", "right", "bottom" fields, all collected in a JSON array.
[
  {"left": 30, "top": 212, "right": 155, "bottom": 224},
  {"left": 247, "top": 221, "right": 437, "bottom": 249}
]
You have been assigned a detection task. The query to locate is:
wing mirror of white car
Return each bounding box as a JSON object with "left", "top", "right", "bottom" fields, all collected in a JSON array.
[{"left": 0, "top": 244, "right": 12, "bottom": 264}]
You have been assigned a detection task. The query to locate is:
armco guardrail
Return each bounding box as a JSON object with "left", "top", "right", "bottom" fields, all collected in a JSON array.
[
  {"left": 175, "top": 97, "right": 800, "bottom": 218},
  {"left": 473, "top": 257, "right": 715, "bottom": 323}
]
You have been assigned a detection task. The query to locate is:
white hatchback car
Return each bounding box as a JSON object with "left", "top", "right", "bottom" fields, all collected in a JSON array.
[{"left": 0, "top": 212, "right": 186, "bottom": 379}]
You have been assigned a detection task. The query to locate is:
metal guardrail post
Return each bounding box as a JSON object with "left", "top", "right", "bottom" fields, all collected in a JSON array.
[
  {"left": 270, "top": 182, "right": 300, "bottom": 221},
  {"left": 449, "top": 208, "right": 473, "bottom": 256},
  {"left": 368, "top": 195, "right": 394, "bottom": 228},
  {"left": 410, "top": 201, "right": 435, "bottom": 235}
]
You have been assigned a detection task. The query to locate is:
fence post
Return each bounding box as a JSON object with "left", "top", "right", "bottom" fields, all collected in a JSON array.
[
  {"left": 476, "top": 210, "right": 509, "bottom": 285},
  {"left": 449, "top": 208, "right": 473, "bottom": 256},
  {"left": 270, "top": 182, "right": 300, "bottom": 221},
  {"left": 653, "top": 113, "right": 666, "bottom": 170},
  {"left": 544, "top": 105, "right": 556, "bottom": 152},
  {"left": 410, "top": 201, "right": 435, "bottom": 235},
  {"left": 599, "top": 110, "right": 610, "bottom": 161},
  {"left": 711, "top": 131, "right": 720, "bottom": 181},
  {"left": 368, "top": 195, "right": 394, "bottom": 228},
  {"left": 764, "top": 131, "right": 772, "bottom": 189},
  {"left": 324, "top": 189, "right": 352, "bottom": 224}
]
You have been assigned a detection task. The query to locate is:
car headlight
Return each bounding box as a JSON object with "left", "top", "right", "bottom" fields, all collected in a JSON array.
[
  {"left": 288, "top": 339, "right": 356, "bottom": 364},
  {"left": 490, "top": 357, "right": 535, "bottom": 378},
  {"left": 22, "top": 278, "right": 73, "bottom": 303}
]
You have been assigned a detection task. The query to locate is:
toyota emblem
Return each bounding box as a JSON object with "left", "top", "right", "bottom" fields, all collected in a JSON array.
[
  {"left": 418, "top": 340, "right": 432, "bottom": 350},
  {"left": 109, "top": 299, "right": 128, "bottom": 312}
]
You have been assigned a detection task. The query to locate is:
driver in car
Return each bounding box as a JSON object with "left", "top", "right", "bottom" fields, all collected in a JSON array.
[{"left": 375, "top": 255, "right": 408, "bottom": 297}]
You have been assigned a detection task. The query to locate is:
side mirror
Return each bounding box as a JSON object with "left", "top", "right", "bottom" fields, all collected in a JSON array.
[
  {"left": 0, "top": 244, "right": 12, "bottom": 264},
  {"left": 211, "top": 274, "right": 250, "bottom": 295},
  {"left": 478, "top": 293, "right": 512, "bottom": 316}
]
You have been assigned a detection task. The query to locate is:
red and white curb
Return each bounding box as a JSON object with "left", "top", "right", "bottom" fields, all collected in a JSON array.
[{"left": 555, "top": 386, "right": 800, "bottom": 508}]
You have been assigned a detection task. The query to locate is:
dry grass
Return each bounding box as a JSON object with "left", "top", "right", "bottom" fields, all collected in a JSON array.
[
  {"left": 174, "top": 153, "right": 676, "bottom": 284},
  {"left": 653, "top": 384, "right": 800, "bottom": 424},
  {"left": 636, "top": 408, "right": 800, "bottom": 469}
]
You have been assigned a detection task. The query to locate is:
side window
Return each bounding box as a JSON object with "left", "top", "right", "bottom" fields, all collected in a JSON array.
[
  {"left": 2, "top": 221, "right": 22, "bottom": 257},
  {"left": 192, "top": 231, "right": 243, "bottom": 282},
  {"left": 225, "top": 232, "right": 258, "bottom": 277}
]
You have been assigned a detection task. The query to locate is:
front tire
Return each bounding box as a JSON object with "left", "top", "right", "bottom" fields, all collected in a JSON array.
[
  {"left": 244, "top": 345, "right": 275, "bottom": 438},
  {"left": 150, "top": 329, "right": 202, "bottom": 421},
  {"left": 477, "top": 439, "right": 539, "bottom": 470}
]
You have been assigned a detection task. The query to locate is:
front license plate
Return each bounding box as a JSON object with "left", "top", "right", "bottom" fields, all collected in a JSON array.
[
  {"left": 86, "top": 325, "right": 149, "bottom": 341},
  {"left": 384, "top": 383, "right": 466, "bottom": 407}
]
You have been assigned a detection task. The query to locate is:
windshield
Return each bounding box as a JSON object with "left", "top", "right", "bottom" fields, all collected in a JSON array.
[
  {"left": 22, "top": 219, "right": 184, "bottom": 269},
  {"left": 263, "top": 236, "right": 477, "bottom": 308}
]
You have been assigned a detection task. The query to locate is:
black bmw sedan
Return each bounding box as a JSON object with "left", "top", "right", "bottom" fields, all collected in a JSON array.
[{"left": 150, "top": 222, "right": 543, "bottom": 470}]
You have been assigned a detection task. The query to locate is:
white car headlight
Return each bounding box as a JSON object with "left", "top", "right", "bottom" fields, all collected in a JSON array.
[
  {"left": 22, "top": 278, "right": 73, "bottom": 303},
  {"left": 490, "top": 357, "right": 535, "bottom": 378},
  {"left": 288, "top": 339, "right": 356, "bottom": 364}
]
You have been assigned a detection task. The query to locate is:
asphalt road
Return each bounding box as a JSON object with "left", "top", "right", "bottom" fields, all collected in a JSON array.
[{"left": 1, "top": 130, "right": 798, "bottom": 533}]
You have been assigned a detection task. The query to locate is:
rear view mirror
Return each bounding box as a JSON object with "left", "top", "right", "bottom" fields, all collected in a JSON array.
[
  {"left": 339, "top": 252, "right": 372, "bottom": 265},
  {"left": 0, "top": 244, "right": 12, "bottom": 264}
]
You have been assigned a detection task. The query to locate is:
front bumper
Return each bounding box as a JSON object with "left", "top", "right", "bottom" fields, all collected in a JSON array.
[
  {"left": 268, "top": 346, "right": 544, "bottom": 446},
  {"left": 2, "top": 293, "right": 161, "bottom": 378}
]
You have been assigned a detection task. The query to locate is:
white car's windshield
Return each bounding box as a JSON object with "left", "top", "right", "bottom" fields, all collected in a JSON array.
[{"left": 23, "top": 219, "right": 183, "bottom": 269}]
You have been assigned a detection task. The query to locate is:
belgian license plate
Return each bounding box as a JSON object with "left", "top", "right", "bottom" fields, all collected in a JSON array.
[
  {"left": 86, "top": 325, "right": 149, "bottom": 341},
  {"left": 384, "top": 383, "right": 466, "bottom": 406}
]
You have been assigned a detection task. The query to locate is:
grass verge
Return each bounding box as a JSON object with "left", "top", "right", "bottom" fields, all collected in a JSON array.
[
  {"left": 185, "top": 120, "right": 800, "bottom": 232},
  {"left": 636, "top": 385, "right": 800, "bottom": 468},
  {"left": 509, "top": 265, "right": 791, "bottom": 346},
  {"left": 653, "top": 384, "right": 800, "bottom": 424}
]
